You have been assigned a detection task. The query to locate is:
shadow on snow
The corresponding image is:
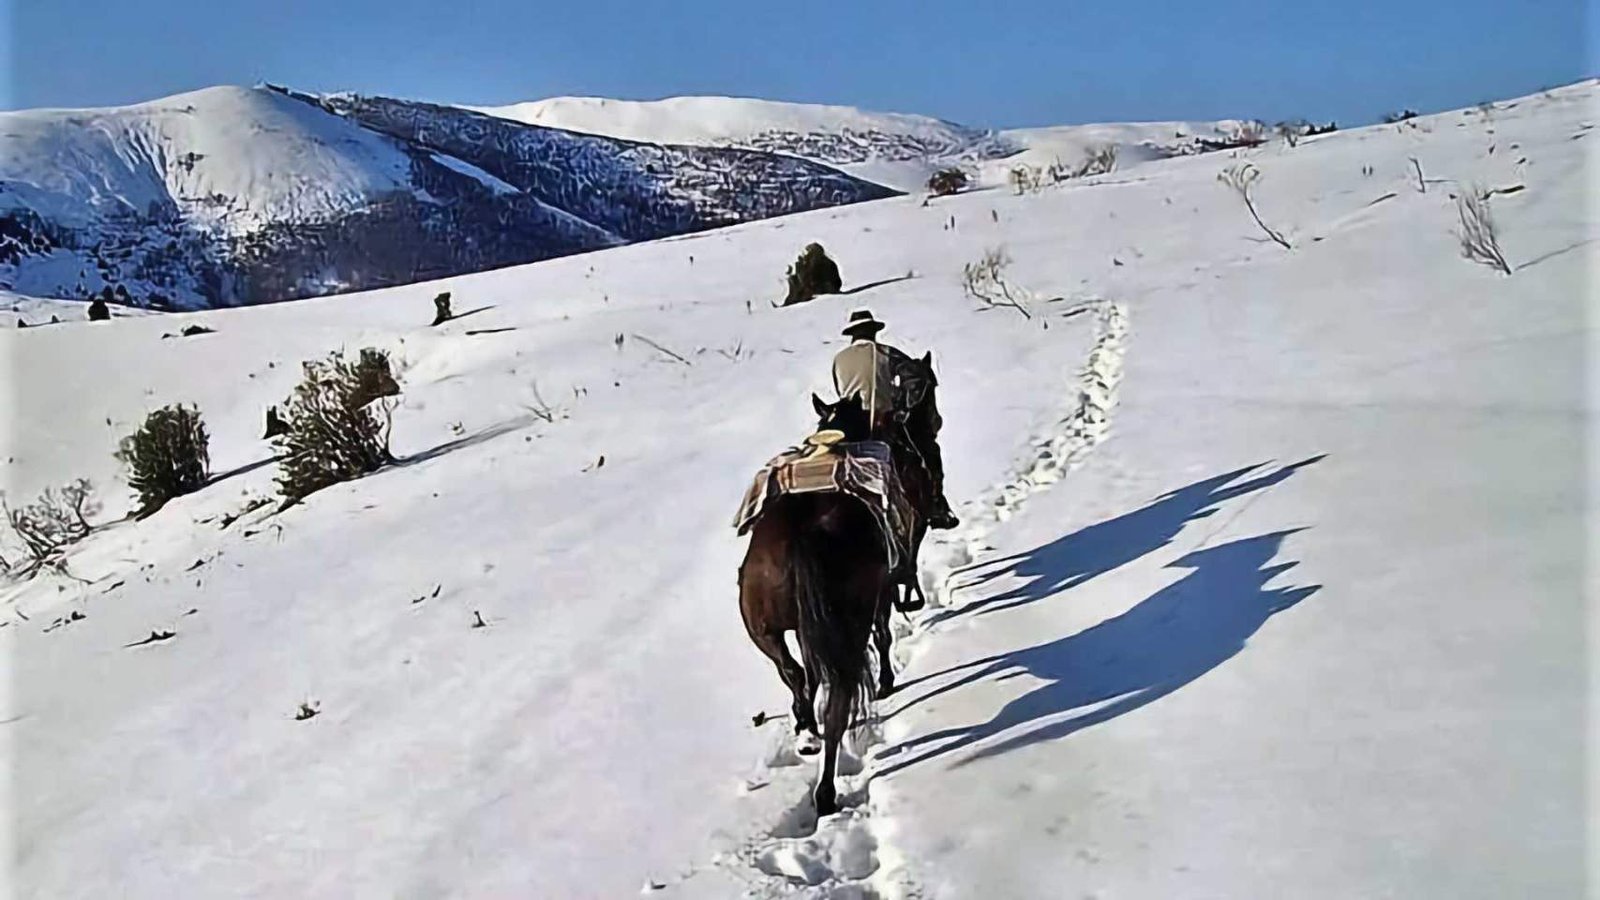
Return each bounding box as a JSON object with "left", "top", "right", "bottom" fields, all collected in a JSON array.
[{"left": 879, "top": 458, "right": 1324, "bottom": 775}]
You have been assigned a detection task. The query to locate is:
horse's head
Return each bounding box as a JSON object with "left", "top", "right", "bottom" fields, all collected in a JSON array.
[{"left": 812, "top": 393, "right": 871, "bottom": 441}]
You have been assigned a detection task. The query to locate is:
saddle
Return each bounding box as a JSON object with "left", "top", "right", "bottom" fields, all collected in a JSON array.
[{"left": 733, "top": 432, "right": 915, "bottom": 571}]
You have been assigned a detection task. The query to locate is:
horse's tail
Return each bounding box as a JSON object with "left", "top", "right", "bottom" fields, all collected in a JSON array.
[{"left": 790, "top": 518, "right": 874, "bottom": 727}]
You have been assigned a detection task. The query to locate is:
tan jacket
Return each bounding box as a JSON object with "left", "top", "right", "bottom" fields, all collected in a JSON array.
[{"left": 832, "top": 340, "right": 916, "bottom": 424}]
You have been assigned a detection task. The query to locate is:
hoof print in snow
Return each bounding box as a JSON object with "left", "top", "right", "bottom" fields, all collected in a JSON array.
[{"left": 294, "top": 702, "right": 320, "bottom": 721}]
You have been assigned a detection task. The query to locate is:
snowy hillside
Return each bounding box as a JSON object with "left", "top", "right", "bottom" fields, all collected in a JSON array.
[
  {"left": 478, "top": 95, "right": 1020, "bottom": 192},
  {"left": 478, "top": 94, "right": 1257, "bottom": 192},
  {"left": 0, "top": 86, "right": 893, "bottom": 310},
  {"left": 2, "top": 80, "right": 1591, "bottom": 900}
]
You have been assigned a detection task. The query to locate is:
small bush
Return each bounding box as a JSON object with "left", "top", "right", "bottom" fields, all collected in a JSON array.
[
  {"left": 1455, "top": 188, "right": 1512, "bottom": 275},
  {"left": 781, "top": 243, "right": 842, "bottom": 307},
  {"left": 88, "top": 297, "right": 110, "bottom": 321},
  {"left": 274, "top": 348, "right": 399, "bottom": 502},
  {"left": 1074, "top": 144, "right": 1117, "bottom": 178},
  {"left": 1233, "top": 120, "right": 1268, "bottom": 144},
  {"left": 1382, "top": 109, "right": 1420, "bottom": 124},
  {"left": 926, "top": 168, "right": 969, "bottom": 196},
  {"left": 1218, "top": 163, "right": 1291, "bottom": 250},
  {"left": 2, "top": 479, "right": 97, "bottom": 570},
  {"left": 117, "top": 405, "right": 211, "bottom": 516},
  {"left": 1008, "top": 165, "right": 1045, "bottom": 194},
  {"left": 1275, "top": 120, "right": 1310, "bottom": 147},
  {"left": 962, "top": 247, "right": 1034, "bottom": 320}
]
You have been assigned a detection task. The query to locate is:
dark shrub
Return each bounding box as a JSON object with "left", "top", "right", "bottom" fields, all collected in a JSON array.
[
  {"left": 781, "top": 243, "right": 842, "bottom": 307},
  {"left": 117, "top": 405, "right": 210, "bottom": 516},
  {"left": 274, "top": 348, "right": 398, "bottom": 502},
  {"left": 927, "top": 168, "right": 969, "bottom": 196}
]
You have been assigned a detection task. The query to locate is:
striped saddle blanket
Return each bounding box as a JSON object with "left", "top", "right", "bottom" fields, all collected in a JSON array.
[{"left": 733, "top": 436, "right": 914, "bottom": 571}]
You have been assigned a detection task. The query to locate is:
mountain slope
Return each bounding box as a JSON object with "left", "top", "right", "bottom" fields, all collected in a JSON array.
[
  {"left": 477, "top": 94, "right": 1259, "bottom": 191},
  {"left": 476, "top": 95, "right": 1021, "bottom": 192},
  {"left": 0, "top": 86, "right": 895, "bottom": 310},
  {"left": 2, "top": 81, "right": 1590, "bottom": 899}
]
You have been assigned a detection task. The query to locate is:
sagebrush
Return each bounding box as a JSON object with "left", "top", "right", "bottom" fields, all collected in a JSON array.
[
  {"left": 1218, "top": 163, "right": 1291, "bottom": 250},
  {"left": 117, "top": 404, "right": 210, "bottom": 516},
  {"left": 274, "top": 348, "right": 399, "bottom": 501},
  {"left": 926, "top": 168, "right": 969, "bottom": 196},
  {"left": 962, "top": 247, "right": 1033, "bottom": 320},
  {"left": 1455, "top": 188, "right": 1512, "bottom": 274},
  {"left": 2, "top": 479, "right": 97, "bottom": 573}
]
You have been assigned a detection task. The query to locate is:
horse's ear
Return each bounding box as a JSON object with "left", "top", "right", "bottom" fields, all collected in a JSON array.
[
  {"left": 921, "top": 351, "right": 933, "bottom": 367},
  {"left": 812, "top": 393, "right": 830, "bottom": 416}
]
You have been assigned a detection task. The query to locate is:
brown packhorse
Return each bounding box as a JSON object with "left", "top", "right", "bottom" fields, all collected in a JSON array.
[{"left": 738, "top": 394, "right": 898, "bottom": 817}]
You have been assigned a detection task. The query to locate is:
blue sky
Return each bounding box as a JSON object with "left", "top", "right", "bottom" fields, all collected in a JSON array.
[{"left": 4, "top": 0, "right": 1594, "bottom": 126}]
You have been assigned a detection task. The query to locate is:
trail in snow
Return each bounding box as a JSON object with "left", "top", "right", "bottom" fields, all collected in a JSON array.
[{"left": 668, "top": 299, "right": 1129, "bottom": 898}]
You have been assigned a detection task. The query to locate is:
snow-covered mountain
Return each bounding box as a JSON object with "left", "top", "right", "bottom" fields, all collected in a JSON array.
[
  {"left": 477, "top": 94, "right": 1257, "bottom": 191},
  {"left": 4, "top": 81, "right": 1589, "bottom": 899},
  {"left": 0, "top": 86, "right": 895, "bottom": 310}
]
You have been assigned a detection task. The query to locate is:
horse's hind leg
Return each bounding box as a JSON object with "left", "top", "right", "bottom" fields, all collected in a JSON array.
[
  {"left": 753, "top": 630, "right": 816, "bottom": 737},
  {"left": 813, "top": 683, "right": 851, "bottom": 817}
]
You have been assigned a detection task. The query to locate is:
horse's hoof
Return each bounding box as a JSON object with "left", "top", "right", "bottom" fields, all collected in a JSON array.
[{"left": 796, "top": 732, "right": 822, "bottom": 756}]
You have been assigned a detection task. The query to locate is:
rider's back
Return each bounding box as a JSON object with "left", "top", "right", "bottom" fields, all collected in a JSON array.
[{"left": 832, "top": 341, "right": 898, "bottom": 424}]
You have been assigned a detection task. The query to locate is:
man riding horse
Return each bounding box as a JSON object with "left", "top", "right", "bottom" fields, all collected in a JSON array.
[{"left": 831, "top": 309, "right": 958, "bottom": 532}]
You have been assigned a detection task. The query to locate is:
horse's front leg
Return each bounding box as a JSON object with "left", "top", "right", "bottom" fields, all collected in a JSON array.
[{"left": 874, "top": 585, "right": 897, "bottom": 697}]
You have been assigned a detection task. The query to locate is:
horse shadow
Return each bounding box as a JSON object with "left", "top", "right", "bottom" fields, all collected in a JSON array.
[
  {"left": 928, "top": 455, "right": 1325, "bottom": 627},
  {"left": 879, "top": 529, "right": 1319, "bottom": 775}
]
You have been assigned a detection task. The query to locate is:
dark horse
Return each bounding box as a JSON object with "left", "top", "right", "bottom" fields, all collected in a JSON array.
[
  {"left": 738, "top": 394, "right": 898, "bottom": 816},
  {"left": 885, "top": 351, "right": 944, "bottom": 613}
]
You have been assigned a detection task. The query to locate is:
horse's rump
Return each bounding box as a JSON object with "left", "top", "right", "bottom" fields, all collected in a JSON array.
[{"left": 733, "top": 439, "right": 914, "bottom": 570}]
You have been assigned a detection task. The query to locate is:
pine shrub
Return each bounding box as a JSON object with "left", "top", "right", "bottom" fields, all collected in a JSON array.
[
  {"left": 116, "top": 405, "right": 210, "bottom": 516},
  {"left": 274, "top": 348, "right": 399, "bottom": 502}
]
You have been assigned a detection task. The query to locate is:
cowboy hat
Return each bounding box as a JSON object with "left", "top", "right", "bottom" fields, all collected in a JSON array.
[{"left": 842, "top": 308, "right": 885, "bottom": 338}]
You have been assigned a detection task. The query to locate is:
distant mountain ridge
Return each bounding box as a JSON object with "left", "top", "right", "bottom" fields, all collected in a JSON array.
[
  {"left": 0, "top": 86, "right": 897, "bottom": 310},
  {"left": 0, "top": 85, "right": 1251, "bottom": 311}
]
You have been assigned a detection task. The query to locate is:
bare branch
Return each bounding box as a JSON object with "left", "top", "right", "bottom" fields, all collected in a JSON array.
[
  {"left": 1218, "top": 163, "right": 1292, "bottom": 249},
  {"left": 961, "top": 248, "right": 1035, "bottom": 320},
  {"left": 630, "top": 333, "right": 693, "bottom": 366}
]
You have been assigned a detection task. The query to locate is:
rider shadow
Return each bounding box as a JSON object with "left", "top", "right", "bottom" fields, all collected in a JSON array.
[
  {"left": 878, "top": 529, "right": 1319, "bottom": 776},
  {"left": 928, "top": 455, "right": 1325, "bottom": 627}
]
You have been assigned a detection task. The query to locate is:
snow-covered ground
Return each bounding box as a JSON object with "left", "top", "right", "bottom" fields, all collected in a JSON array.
[
  {"left": 4, "top": 290, "right": 156, "bottom": 327},
  {"left": 2, "top": 81, "right": 1591, "bottom": 898}
]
